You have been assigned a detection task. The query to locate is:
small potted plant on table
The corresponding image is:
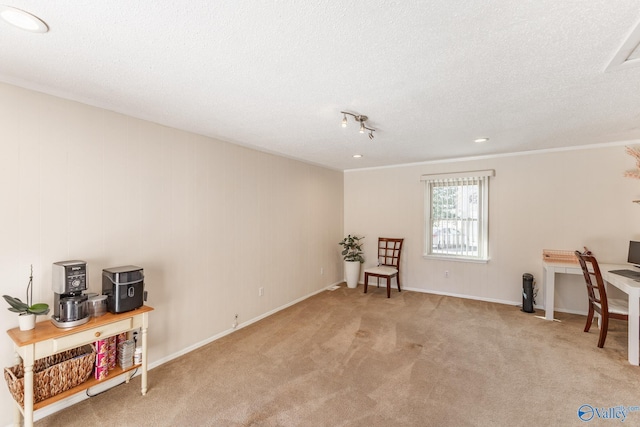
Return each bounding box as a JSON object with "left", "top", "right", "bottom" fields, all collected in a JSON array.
[
  {"left": 339, "top": 235, "right": 364, "bottom": 288},
  {"left": 3, "top": 265, "right": 49, "bottom": 331}
]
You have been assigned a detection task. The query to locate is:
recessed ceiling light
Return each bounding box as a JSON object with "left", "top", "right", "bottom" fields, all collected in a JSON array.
[
  {"left": 353, "top": 154, "right": 363, "bottom": 158},
  {"left": 0, "top": 6, "right": 48, "bottom": 33},
  {"left": 474, "top": 137, "right": 489, "bottom": 143}
]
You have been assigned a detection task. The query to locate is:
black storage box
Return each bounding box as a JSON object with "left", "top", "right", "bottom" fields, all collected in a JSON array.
[{"left": 102, "top": 265, "right": 144, "bottom": 313}]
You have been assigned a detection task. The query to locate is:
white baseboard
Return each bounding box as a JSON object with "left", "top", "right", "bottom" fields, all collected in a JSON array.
[
  {"left": 403, "top": 286, "right": 588, "bottom": 317},
  {"left": 404, "top": 286, "right": 519, "bottom": 307}
]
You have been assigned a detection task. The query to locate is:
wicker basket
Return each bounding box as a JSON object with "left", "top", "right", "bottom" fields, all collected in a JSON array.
[
  {"left": 4, "top": 344, "right": 95, "bottom": 406},
  {"left": 542, "top": 249, "right": 579, "bottom": 264}
]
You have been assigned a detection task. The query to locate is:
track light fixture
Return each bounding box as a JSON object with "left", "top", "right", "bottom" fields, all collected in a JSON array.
[{"left": 340, "top": 111, "right": 375, "bottom": 139}]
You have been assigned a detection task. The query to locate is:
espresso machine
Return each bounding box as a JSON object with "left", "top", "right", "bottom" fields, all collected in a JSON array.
[{"left": 51, "top": 260, "right": 90, "bottom": 328}]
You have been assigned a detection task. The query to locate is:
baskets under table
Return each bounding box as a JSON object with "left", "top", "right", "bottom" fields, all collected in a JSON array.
[{"left": 4, "top": 344, "right": 96, "bottom": 406}]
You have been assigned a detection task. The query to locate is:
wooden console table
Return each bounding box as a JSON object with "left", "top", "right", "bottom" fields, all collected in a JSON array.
[{"left": 6, "top": 305, "right": 153, "bottom": 427}]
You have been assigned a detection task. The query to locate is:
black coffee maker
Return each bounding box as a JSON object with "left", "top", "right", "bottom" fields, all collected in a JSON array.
[{"left": 51, "top": 260, "right": 90, "bottom": 328}]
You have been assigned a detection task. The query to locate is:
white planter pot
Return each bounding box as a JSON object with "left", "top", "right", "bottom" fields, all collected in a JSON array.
[
  {"left": 344, "top": 261, "right": 361, "bottom": 289},
  {"left": 18, "top": 313, "right": 36, "bottom": 331}
]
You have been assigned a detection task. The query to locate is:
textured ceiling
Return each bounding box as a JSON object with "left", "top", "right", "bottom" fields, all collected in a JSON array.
[{"left": 1, "top": 1, "right": 640, "bottom": 170}]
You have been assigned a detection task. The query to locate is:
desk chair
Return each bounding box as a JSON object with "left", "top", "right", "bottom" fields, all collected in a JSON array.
[
  {"left": 575, "top": 250, "right": 629, "bottom": 348},
  {"left": 364, "top": 238, "right": 403, "bottom": 298}
]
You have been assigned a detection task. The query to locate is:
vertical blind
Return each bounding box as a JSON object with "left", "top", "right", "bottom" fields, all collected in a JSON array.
[{"left": 421, "top": 170, "right": 494, "bottom": 259}]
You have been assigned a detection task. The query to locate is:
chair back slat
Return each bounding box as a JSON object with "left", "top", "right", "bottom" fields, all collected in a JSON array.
[
  {"left": 378, "top": 238, "right": 403, "bottom": 268},
  {"left": 575, "top": 251, "right": 609, "bottom": 314}
]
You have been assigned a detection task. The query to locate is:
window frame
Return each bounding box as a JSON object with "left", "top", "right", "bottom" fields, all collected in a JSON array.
[{"left": 422, "top": 170, "right": 494, "bottom": 262}]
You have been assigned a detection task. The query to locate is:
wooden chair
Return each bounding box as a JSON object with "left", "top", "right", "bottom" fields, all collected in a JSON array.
[
  {"left": 575, "top": 250, "right": 629, "bottom": 348},
  {"left": 364, "top": 238, "right": 404, "bottom": 298}
]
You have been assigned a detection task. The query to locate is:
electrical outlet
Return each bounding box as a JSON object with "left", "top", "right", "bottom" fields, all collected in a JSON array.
[
  {"left": 259, "top": 287, "right": 264, "bottom": 296},
  {"left": 445, "top": 270, "right": 449, "bottom": 278},
  {"left": 320, "top": 267, "right": 324, "bottom": 275},
  {"left": 232, "top": 314, "right": 238, "bottom": 329},
  {"left": 129, "top": 328, "right": 141, "bottom": 346}
]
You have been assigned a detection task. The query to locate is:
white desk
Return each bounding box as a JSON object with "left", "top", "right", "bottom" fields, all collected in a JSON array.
[
  {"left": 542, "top": 261, "right": 640, "bottom": 365},
  {"left": 602, "top": 266, "right": 640, "bottom": 366},
  {"left": 542, "top": 262, "right": 583, "bottom": 321}
]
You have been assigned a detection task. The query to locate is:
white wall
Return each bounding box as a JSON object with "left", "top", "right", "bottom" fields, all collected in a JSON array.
[
  {"left": 344, "top": 144, "right": 640, "bottom": 310},
  {"left": 0, "top": 83, "right": 344, "bottom": 425}
]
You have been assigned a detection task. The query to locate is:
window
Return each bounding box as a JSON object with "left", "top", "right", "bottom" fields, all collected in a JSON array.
[{"left": 422, "top": 170, "right": 494, "bottom": 261}]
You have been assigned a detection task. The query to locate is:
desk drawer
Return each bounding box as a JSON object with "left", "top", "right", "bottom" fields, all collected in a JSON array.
[{"left": 52, "top": 318, "right": 133, "bottom": 353}]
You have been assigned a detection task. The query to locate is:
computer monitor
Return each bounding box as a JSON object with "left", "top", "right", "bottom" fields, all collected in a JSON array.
[{"left": 627, "top": 241, "right": 640, "bottom": 267}]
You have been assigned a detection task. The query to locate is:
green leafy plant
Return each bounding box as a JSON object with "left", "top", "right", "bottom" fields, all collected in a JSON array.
[
  {"left": 3, "top": 265, "right": 49, "bottom": 316},
  {"left": 339, "top": 235, "right": 365, "bottom": 263}
]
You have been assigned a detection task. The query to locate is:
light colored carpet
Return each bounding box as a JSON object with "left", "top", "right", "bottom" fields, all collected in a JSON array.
[{"left": 35, "top": 285, "right": 640, "bottom": 426}]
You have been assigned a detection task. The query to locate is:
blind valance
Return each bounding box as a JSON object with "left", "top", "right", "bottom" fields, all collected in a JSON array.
[{"left": 420, "top": 169, "right": 495, "bottom": 182}]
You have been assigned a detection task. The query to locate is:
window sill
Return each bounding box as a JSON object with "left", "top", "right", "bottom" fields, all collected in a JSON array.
[{"left": 423, "top": 254, "right": 489, "bottom": 264}]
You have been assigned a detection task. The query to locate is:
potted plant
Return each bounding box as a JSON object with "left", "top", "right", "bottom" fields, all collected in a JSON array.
[
  {"left": 3, "top": 265, "right": 49, "bottom": 331},
  {"left": 339, "top": 235, "right": 364, "bottom": 288}
]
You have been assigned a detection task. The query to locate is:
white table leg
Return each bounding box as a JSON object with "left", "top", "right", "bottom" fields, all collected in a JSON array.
[
  {"left": 628, "top": 291, "right": 640, "bottom": 366},
  {"left": 141, "top": 312, "right": 149, "bottom": 395},
  {"left": 13, "top": 352, "right": 23, "bottom": 427},
  {"left": 544, "top": 265, "right": 555, "bottom": 320},
  {"left": 23, "top": 346, "right": 35, "bottom": 427}
]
